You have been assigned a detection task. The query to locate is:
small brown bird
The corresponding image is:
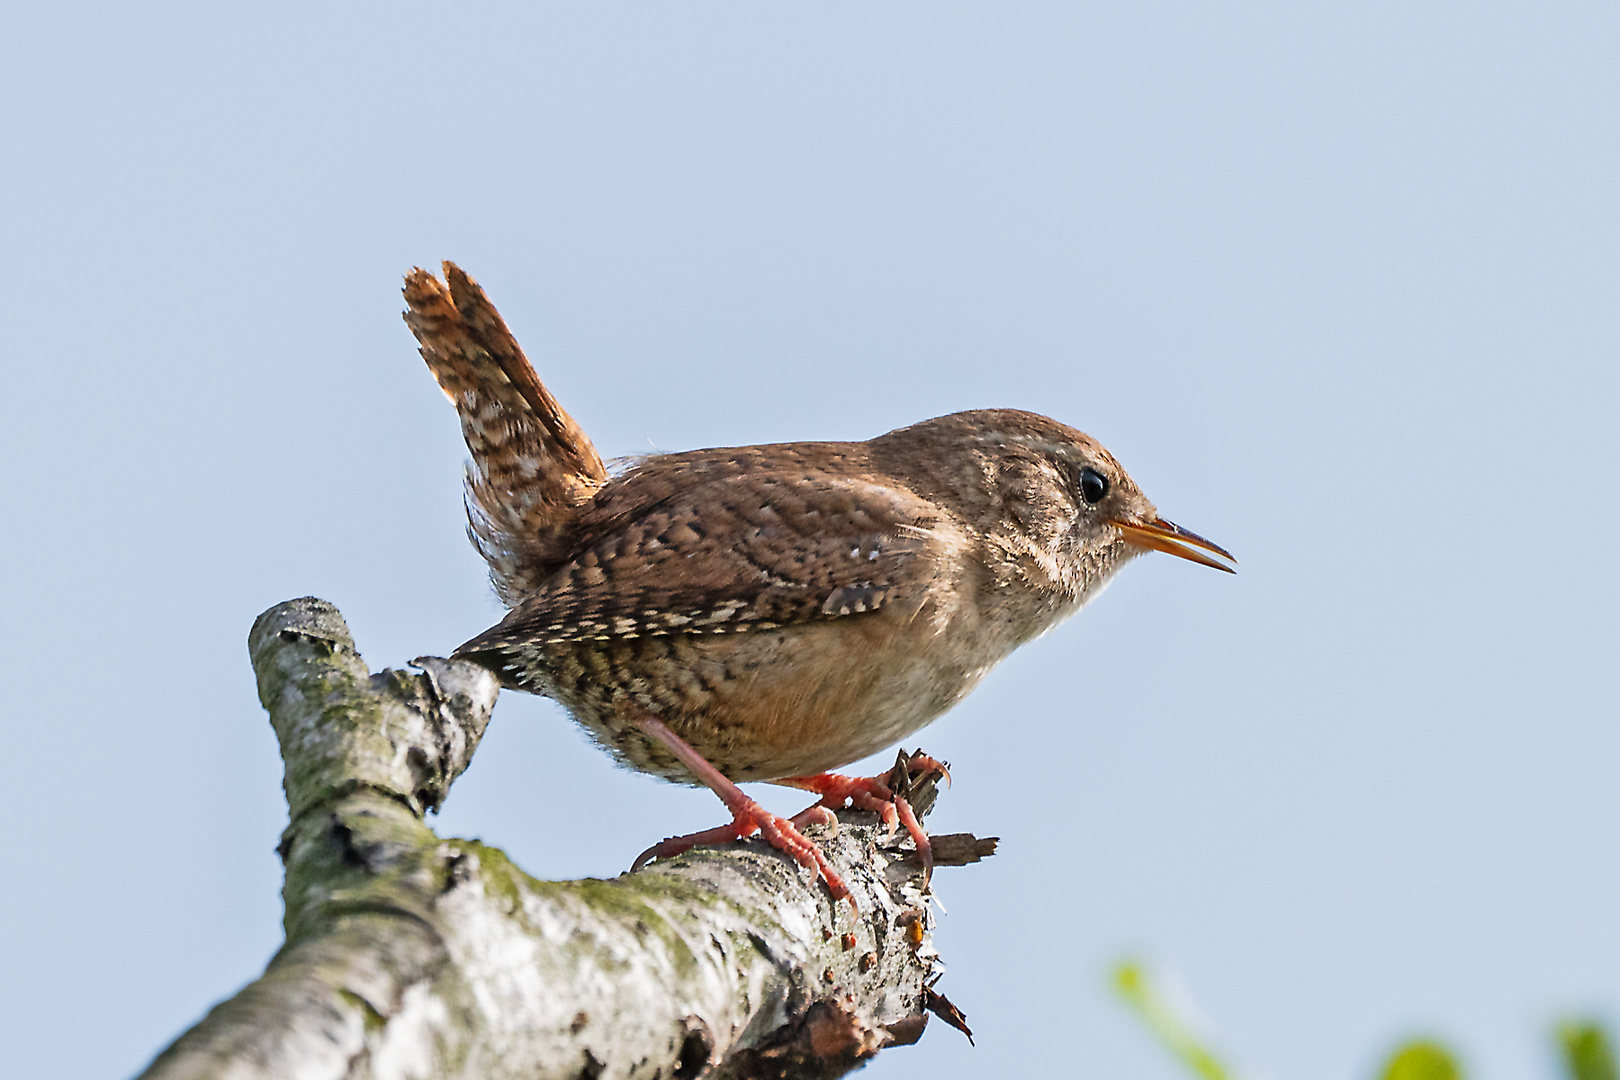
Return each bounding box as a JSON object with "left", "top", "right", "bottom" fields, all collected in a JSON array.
[{"left": 404, "top": 262, "right": 1234, "bottom": 906}]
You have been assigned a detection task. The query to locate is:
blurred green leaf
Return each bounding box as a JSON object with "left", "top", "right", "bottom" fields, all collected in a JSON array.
[
  {"left": 1112, "top": 959, "right": 1239, "bottom": 1080},
  {"left": 1557, "top": 1021, "right": 1618, "bottom": 1080},
  {"left": 1378, "top": 1040, "right": 1462, "bottom": 1080}
]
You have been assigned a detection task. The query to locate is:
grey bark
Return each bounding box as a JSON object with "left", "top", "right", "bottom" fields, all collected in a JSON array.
[{"left": 135, "top": 598, "right": 992, "bottom": 1080}]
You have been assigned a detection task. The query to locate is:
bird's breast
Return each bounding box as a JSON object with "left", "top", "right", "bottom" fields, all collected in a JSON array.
[{"left": 537, "top": 597, "right": 1022, "bottom": 784}]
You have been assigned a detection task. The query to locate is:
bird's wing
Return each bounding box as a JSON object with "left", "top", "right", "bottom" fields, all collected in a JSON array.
[{"left": 455, "top": 469, "right": 964, "bottom": 654}]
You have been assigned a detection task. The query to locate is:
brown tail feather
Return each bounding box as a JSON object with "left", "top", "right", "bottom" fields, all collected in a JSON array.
[{"left": 403, "top": 262, "right": 607, "bottom": 605}]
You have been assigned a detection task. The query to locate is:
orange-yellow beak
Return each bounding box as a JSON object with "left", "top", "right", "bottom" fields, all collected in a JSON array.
[{"left": 1110, "top": 517, "right": 1237, "bottom": 573}]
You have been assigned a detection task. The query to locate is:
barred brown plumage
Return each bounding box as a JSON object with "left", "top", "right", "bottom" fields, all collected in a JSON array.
[{"left": 404, "top": 261, "right": 1235, "bottom": 908}]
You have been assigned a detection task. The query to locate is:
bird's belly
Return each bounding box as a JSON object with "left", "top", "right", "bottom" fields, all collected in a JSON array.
[{"left": 538, "top": 614, "right": 1001, "bottom": 784}]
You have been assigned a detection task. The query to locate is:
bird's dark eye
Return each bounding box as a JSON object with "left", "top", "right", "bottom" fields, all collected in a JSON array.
[{"left": 1078, "top": 467, "right": 1109, "bottom": 505}]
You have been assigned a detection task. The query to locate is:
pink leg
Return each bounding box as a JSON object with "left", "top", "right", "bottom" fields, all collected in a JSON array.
[
  {"left": 773, "top": 753, "right": 949, "bottom": 883},
  {"left": 629, "top": 710, "right": 856, "bottom": 911}
]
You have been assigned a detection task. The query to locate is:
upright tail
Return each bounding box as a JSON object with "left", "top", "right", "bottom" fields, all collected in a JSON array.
[{"left": 403, "top": 262, "right": 607, "bottom": 606}]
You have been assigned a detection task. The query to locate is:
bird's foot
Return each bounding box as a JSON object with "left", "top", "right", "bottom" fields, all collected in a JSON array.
[
  {"left": 628, "top": 708, "right": 856, "bottom": 910},
  {"left": 632, "top": 801, "right": 852, "bottom": 908},
  {"left": 775, "top": 751, "right": 949, "bottom": 883}
]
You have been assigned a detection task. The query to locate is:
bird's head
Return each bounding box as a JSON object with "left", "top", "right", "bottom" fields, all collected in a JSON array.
[{"left": 873, "top": 409, "right": 1235, "bottom": 605}]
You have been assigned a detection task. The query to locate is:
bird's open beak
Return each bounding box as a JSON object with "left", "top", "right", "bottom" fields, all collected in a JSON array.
[{"left": 1110, "top": 517, "right": 1237, "bottom": 573}]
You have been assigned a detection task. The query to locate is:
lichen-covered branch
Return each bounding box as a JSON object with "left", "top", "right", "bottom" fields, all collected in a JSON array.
[{"left": 136, "top": 598, "right": 991, "bottom": 1080}]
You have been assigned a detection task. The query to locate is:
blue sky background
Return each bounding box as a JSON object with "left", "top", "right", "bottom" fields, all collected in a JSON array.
[{"left": 2, "top": 5, "right": 1616, "bottom": 1078}]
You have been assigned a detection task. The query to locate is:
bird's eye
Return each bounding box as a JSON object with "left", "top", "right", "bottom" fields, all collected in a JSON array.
[{"left": 1078, "top": 467, "right": 1109, "bottom": 505}]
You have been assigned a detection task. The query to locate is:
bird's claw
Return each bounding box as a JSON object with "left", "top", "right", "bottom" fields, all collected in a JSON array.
[
  {"left": 632, "top": 796, "right": 856, "bottom": 911},
  {"left": 777, "top": 755, "right": 949, "bottom": 887}
]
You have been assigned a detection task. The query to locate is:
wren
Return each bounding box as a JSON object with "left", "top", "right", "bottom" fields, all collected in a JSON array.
[{"left": 404, "top": 262, "right": 1234, "bottom": 906}]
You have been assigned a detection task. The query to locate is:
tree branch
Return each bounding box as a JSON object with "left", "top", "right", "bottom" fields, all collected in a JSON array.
[{"left": 137, "top": 598, "right": 992, "bottom": 1080}]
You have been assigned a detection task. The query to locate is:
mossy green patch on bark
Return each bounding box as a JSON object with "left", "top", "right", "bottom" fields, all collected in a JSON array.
[
  {"left": 338, "top": 989, "right": 388, "bottom": 1034},
  {"left": 445, "top": 838, "right": 529, "bottom": 912}
]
